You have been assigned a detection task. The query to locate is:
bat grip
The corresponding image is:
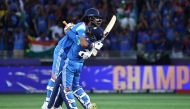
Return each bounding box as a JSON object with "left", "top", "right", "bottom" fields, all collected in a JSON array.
[{"left": 63, "top": 21, "right": 68, "bottom": 26}]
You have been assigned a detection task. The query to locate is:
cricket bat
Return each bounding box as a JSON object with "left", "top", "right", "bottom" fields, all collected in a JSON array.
[
  {"left": 92, "top": 15, "right": 117, "bottom": 56},
  {"left": 100, "top": 15, "right": 116, "bottom": 42}
]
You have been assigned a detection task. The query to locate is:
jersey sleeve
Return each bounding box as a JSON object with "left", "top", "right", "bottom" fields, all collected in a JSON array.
[
  {"left": 66, "top": 30, "right": 78, "bottom": 43},
  {"left": 76, "top": 22, "right": 87, "bottom": 38},
  {"left": 66, "top": 22, "right": 87, "bottom": 43}
]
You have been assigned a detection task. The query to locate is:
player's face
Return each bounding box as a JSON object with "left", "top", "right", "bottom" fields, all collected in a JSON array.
[
  {"left": 95, "top": 18, "right": 101, "bottom": 23},
  {"left": 94, "top": 17, "right": 102, "bottom": 26}
]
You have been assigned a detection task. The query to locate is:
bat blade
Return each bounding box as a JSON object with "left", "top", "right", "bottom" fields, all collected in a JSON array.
[
  {"left": 93, "top": 15, "right": 116, "bottom": 56},
  {"left": 100, "top": 15, "right": 116, "bottom": 42}
]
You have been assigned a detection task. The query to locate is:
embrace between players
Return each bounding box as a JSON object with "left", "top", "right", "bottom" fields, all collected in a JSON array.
[{"left": 41, "top": 8, "right": 105, "bottom": 109}]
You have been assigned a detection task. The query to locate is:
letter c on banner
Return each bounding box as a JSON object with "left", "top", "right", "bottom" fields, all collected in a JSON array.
[{"left": 113, "top": 66, "right": 126, "bottom": 90}]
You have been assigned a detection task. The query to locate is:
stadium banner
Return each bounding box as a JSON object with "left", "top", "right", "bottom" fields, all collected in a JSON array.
[{"left": 0, "top": 65, "right": 190, "bottom": 93}]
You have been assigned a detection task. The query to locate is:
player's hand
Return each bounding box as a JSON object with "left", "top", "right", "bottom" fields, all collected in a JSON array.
[
  {"left": 64, "top": 23, "right": 75, "bottom": 34},
  {"left": 91, "top": 48, "right": 98, "bottom": 56},
  {"left": 78, "top": 49, "right": 92, "bottom": 59},
  {"left": 91, "top": 41, "right": 103, "bottom": 50}
]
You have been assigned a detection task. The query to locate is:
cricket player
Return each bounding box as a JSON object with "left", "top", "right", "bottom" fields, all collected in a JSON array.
[
  {"left": 60, "top": 9, "right": 104, "bottom": 109},
  {"left": 48, "top": 25, "right": 104, "bottom": 109},
  {"left": 41, "top": 23, "right": 75, "bottom": 109},
  {"left": 43, "top": 8, "right": 103, "bottom": 109},
  {"left": 47, "top": 8, "right": 104, "bottom": 109}
]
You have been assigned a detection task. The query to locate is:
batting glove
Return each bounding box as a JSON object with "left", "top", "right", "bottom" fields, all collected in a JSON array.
[
  {"left": 91, "top": 41, "right": 103, "bottom": 50},
  {"left": 79, "top": 49, "right": 92, "bottom": 59}
]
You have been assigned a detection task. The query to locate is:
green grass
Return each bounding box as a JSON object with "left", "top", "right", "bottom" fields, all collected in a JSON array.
[{"left": 0, "top": 94, "right": 190, "bottom": 109}]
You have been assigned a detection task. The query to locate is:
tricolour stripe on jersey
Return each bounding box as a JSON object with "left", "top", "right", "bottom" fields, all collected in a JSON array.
[
  {"left": 76, "top": 22, "right": 86, "bottom": 32},
  {"left": 55, "top": 48, "right": 64, "bottom": 77},
  {"left": 63, "top": 58, "right": 69, "bottom": 88}
]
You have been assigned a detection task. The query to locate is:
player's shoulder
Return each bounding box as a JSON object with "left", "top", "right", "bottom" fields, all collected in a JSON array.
[
  {"left": 74, "top": 22, "right": 86, "bottom": 27},
  {"left": 74, "top": 22, "right": 87, "bottom": 31}
]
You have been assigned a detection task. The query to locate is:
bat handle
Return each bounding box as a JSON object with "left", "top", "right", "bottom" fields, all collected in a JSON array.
[{"left": 63, "top": 21, "right": 68, "bottom": 26}]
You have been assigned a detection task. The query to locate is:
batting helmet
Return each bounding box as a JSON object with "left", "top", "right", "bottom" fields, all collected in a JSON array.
[{"left": 81, "top": 8, "right": 102, "bottom": 26}]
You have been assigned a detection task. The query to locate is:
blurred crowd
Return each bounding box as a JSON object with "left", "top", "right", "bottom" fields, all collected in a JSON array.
[{"left": 1, "top": 0, "right": 190, "bottom": 58}]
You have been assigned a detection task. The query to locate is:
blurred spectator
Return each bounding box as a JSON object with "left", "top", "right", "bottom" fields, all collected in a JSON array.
[
  {"left": 154, "top": 30, "right": 168, "bottom": 51},
  {"left": 109, "top": 31, "right": 119, "bottom": 51},
  {"left": 106, "top": 0, "right": 117, "bottom": 19},
  {"left": 137, "top": 15, "right": 149, "bottom": 52},
  {"left": 2, "top": 10, "right": 20, "bottom": 32},
  {"left": 8, "top": 0, "right": 19, "bottom": 11},
  {"left": 13, "top": 27, "right": 25, "bottom": 58},
  {"left": 140, "top": 4, "right": 149, "bottom": 21},
  {"left": 184, "top": 37, "right": 190, "bottom": 56},
  {"left": 67, "top": 3, "right": 82, "bottom": 23},
  {"left": 161, "top": 1, "right": 174, "bottom": 17},
  {"left": 119, "top": 10, "right": 136, "bottom": 31},
  {"left": 176, "top": 19, "right": 185, "bottom": 36},
  {"left": 109, "top": 31, "right": 120, "bottom": 57},
  {"left": 0, "top": 27, "right": 6, "bottom": 57},
  {"left": 183, "top": 0, "right": 190, "bottom": 25},
  {"left": 146, "top": 1, "right": 162, "bottom": 25},
  {"left": 116, "top": 2, "right": 125, "bottom": 20},
  {"left": 44, "top": 0, "right": 58, "bottom": 16},
  {"left": 162, "top": 13, "right": 173, "bottom": 28},
  {"left": 47, "top": 9, "right": 57, "bottom": 21},
  {"left": 184, "top": 36, "right": 190, "bottom": 56},
  {"left": 142, "top": 28, "right": 155, "bottom": 52},
  {"left": 185, "top": 24, "right": 190, "bottom": 38},
  {"left": 22, "top": 3, "right": 32, "bottom": 29},
  {"left": 6, "top": 31, "right": 14, "bottom": 57},
  {"left": 56, "top": 0, "right": 64, "bottom": 6},
  {"left": 119, "top": 27, "right": 132, "bottom": 57},
  {"left": 95, "top": 1, "right": 106, "bottom": 19},
  {"left": 151, "top": 17, "right": 163, "bottom": 37},
  {"left": 30, "top": 0, "right": 41, "bottom": 17},
  {"left": 39, "top": 0, "right": 45, "bottom": 6},
  {"left": 165, "top": 18, "right": 175, "bottom": 42},
  {"left": 173, "top": 9, "right": 183, "bottom": 25},
  {"left": 59, "top": 1, "right": 68, "bottom": 21},
  {"left": 36, "top": 30, "right": 49, "bottom": 42},
  {"left": 33, "top": 6, "right": 47, "bottom": 35},
  {"left": 100, "top": 39, "right": 111, "bottom": 57},
  {"left": 171, "top": 30, "right": 183, "bottom": 58},
  {"left": 49, "top": 21, "right": 63, "bottom": 41},
  {"left": 0, "top": 2, "right": 8, "bottom": 28},
  {"left": 126, "top": 0, "right": 138, "bottom": 21}
]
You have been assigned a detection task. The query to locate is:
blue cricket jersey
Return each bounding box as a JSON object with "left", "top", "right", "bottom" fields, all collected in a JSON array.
[
  {"left": 66, "top": 22, "right": 89, "bottom": 63},
  {"left": 57, "top": 24, "right": 80, "bottom": 55},
  {"left": 57, "top": 35, "right": 73, "bottom": 55}
]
